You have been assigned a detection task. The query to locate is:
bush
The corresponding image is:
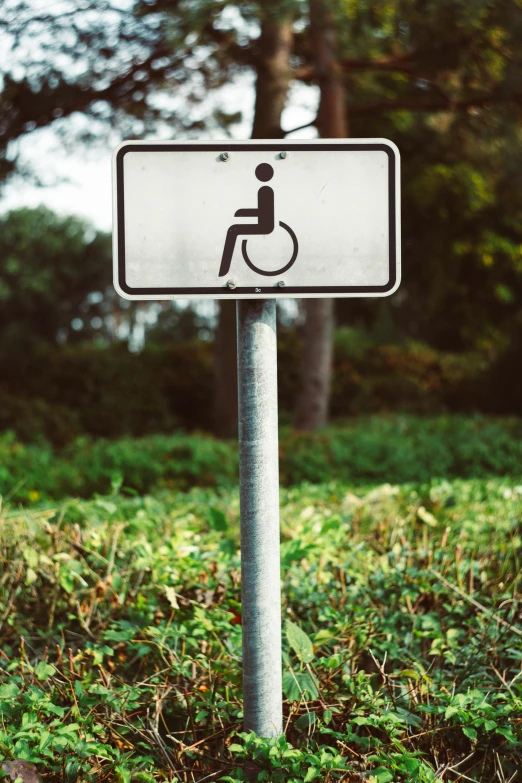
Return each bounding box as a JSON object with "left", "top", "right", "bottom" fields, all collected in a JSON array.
[
  {"left": 1, "top": 341, "right": 215, "bottom": 442},
  {"left": 279, "top": 415, "right": 522, "bottom": 484},
  {"left": 329, "top": 330, "right": 486, "bottom": 416},
  {"left": 0, "top": 393, "right": 81, "bottom": 445},
  {"left": 3, "top": 415, "right": 522, "bottom": 503},
  {"left": 0, "top": 332, "right": 489, "bottom": 444},
  {"left": 0, "top": 431, "right": 238, "bottom": 502}
]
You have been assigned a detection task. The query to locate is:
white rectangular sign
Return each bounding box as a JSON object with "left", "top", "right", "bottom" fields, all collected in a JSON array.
[{"left": 113, "top": 139, "right": 400, "bottom": 299}]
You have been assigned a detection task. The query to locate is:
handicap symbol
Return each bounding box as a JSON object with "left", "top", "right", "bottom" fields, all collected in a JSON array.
[{"left": 219, "top": 163, "right": 299, "bottom": 278}]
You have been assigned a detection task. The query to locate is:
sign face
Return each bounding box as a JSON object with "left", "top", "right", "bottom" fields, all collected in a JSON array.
[{"left": 113, "top": 139, "right": 400, "bottom": 299}]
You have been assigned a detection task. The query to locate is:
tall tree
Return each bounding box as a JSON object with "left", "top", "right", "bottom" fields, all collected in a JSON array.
[
  {"left": 0, "top": 0, "right": 261, "bottom": 186},
  {"left": 0, "top": 207, "right": 112, "bottom": 350},
  {"left": 3, "top": 0, "right": 522, "bottom": 427},
  {"left": 295, "top": 0, "right": 347, "bottom": 430},
  {"left": 1, "top": 0, "right": 298, "bottom": 437},
  {"left": 294, "top": 0, "right": 522, "bottom": 424},
  {"left": 329, "top": 0, "right": 522, "bottom": 352}
]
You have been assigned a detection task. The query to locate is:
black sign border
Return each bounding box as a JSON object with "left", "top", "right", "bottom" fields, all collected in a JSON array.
[{"left": 116, "top": 142, "right": 398, "bottom": 296}]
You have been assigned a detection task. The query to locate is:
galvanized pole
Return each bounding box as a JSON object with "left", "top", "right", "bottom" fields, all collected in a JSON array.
[{"left": 237, "top": 299, "right": 282, "bottom": 741}]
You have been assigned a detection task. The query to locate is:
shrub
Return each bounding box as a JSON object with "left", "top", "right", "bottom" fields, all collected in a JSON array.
[
  {"left": 1, "top": 341, "right": 215, "bottom": 442},
  {"left": 3, "top": 415, "right": 522, "bottom": 503},
  {"left": 0, "top": 431, "right": 239, "bottom": 502},
  {"left": 0, "top": 334, "right": 488, "bottom": 443}
]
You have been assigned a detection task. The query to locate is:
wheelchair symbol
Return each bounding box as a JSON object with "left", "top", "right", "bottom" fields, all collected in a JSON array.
[{"left": 219, "top": 163, "right": 299, "bottom": 278}]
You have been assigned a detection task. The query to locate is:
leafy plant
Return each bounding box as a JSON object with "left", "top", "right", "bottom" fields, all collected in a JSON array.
[
  {"left": 0, "top": 472, "right": 521, "bottom": 780},
  {"left": 5, "top": 415, "right": 522, "bottom": 503}
]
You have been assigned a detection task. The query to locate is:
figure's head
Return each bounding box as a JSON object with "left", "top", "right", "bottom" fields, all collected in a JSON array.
[{"left": 255, "top": 163, "right": 274, "bottom": 182}]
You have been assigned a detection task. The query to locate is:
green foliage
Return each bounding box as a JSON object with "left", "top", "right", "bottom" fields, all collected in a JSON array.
[
  {"left": 285, "top": 620, "right": 314, "bottom": 663},
  {"left": 5, "top": 415, "right": 522, "bottom": 503},
  {"left": 279, "top": 415, "right": 522, "bottom": 485},
  {"left": 0, "top": 430, "right": 238, "bottom": 502},
  {"left": 4, "top": 0, "right": 522, "bottom": 356},
  {"left": 0, "top": 208, "right": 111, "bottom": 348},
  {"left": 1, "top": 331, "right": 490, "bottom": 444},
  {"left": 1, "top": 474, "right": 521, "bottom": 780},
  {"left": 332, "top": 0, "right": 522, "bottom": 351},
  {"left": 0, "top": 340, "right": 216, "bottom": 444}
]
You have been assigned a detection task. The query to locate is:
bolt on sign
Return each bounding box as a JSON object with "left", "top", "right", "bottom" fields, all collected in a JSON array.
[{"left": 113, "top": 139, "right": 400, "bottom": 300}]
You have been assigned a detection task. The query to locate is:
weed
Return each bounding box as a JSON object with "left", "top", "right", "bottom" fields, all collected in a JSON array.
[{"left": 0, "top": 477, "right": 520, "bottom": 780}]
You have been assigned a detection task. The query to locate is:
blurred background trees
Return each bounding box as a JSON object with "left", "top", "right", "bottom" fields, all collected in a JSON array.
[
  {"left": 1, "top": 0, "right": 522, "bottom": 443},
  {"left": 0, "top": 207, "right": 112, "bottom": 349}
]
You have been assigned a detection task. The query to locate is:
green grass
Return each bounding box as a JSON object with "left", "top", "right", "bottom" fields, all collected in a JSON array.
[
  {"left": 4, "top": 415, "right": 522, "bottom": 503},
  {"left": 1, "top": 475, "right": 521, "bottom": 781}
]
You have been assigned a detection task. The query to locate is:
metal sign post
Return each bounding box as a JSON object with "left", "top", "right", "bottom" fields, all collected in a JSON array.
[
  {"left": 237, "top": 299, "right": 282, "bottom": 739},
  {"left": 112, "top": 138, "right": 401, "bottom": 751}
]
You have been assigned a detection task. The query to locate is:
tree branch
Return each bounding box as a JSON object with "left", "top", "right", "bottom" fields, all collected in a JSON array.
[
  {"left": 283, "top": 119, "right": 317, "bottom": 136},
  {"left": 349, "top": 91, "right": 521, "bottom": 116},
  {"left": 283, "top": 90, "right": 519, "bottom": 130},
  {"left": 292, "top": 32, "right": 483, "bottom": 82},
  {"left": 341, "top": 55, "right": 416, "bottom": 73},
  {"left": 203, "top": 23, "right": 256, "bottom": 67},
  {"left": 1, "top": 45, "right": 177, "bottom": 143}
]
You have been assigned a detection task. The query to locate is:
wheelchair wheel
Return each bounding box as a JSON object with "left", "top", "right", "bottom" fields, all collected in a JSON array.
[{"left": 242, "top": 221, "right": 298, "bottom": 277}]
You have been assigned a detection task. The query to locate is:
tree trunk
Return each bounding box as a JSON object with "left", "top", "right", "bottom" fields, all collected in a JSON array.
[
  {"left": 309, "top": 0, "right": 348, "bottom": 140},
  {"left": 295, "top": 299, "right": 335, "bottom": 429},
  {"left": 252, "top": 15, "right": 293, "bottom": 140},
  {"left": 295, "top": 0, "right": 348, "bottom": 431},
  {"left": 213, "top": 11, "right": 294, "bottom": 435}
]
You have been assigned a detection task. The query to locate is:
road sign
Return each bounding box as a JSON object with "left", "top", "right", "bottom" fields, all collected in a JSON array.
[
  {"left": 111, "top": 136, "right": 402, "bottom": 750},
  {"left": 113, "top": 139, "right": 400, "bottom": 300}
]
